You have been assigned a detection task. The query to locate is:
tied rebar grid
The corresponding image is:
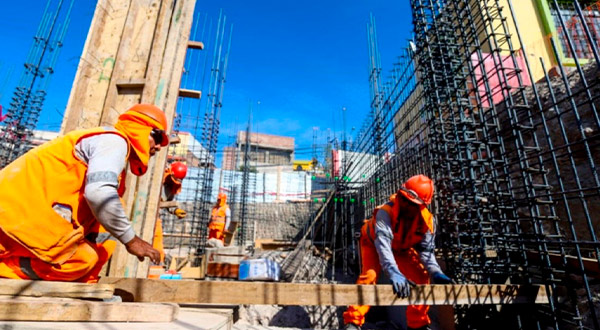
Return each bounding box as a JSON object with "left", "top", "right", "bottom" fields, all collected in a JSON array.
[
  {"left": 238, "top": 115, "right": 253, "bottom": 246},
  {"left": 191, "top": 10, "right": 232, "bottom": 260},
  {"left": 329, "top": 0, "right": 600, "bottom": 328},
  {"left": 159, "top": 11, "right": 232, "bottom": 263},
  {"left": 0, "top": 0, "right": 74, "bottom": 167}
]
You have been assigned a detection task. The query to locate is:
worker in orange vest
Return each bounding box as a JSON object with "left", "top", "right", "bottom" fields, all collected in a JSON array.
[
  {"left": 0, "top": 104, "right": 167, "bottom": 282},
  {"left": 153, "top": 161, "right": 188, "bottom": 264},
  {"left": 343, "top": 175, "right": 452, "bottom": 330},
  {"left": 208, "top": 192, "right": 231, "bottom": 242}
]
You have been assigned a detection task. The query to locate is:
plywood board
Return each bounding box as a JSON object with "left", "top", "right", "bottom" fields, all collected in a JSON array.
[{"left": 100, "top": 277, "right": 550, "bottom": 306}]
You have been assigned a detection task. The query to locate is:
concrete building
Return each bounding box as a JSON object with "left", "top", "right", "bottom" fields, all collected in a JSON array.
[
  {"left": 168, "top": 131, "right": 214, "bottom": 168},
  {"left": 222, "top": 132, "right": 295, "bottom": 173},
  {"left": 392, "top": 0, "right": 600, "bottom": 147}
]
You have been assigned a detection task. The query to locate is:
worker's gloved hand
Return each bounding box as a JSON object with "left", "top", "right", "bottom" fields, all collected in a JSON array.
[
  {"left": 431, "top": 272, "right": 454, "bottom": 284},
  {"left": 390, "top": 272, "right": 415, "bottom": 298},
  {"left": 125, "top": 235, "right": 161, "bottom": 264},
  {"left": 174, "top": 208, "right": 187, "bottom": 219}
]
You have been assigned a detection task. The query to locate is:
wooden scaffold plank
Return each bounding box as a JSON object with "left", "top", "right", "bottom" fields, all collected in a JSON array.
[
  {"left": 0, "top": 279, "right": 114, "bottom": 299},
  {"left": 0, "top": 297, "right": 178, "bottom": 322},
  {"left": 100, "top": 277, "right": 550, "bottom": 306}
]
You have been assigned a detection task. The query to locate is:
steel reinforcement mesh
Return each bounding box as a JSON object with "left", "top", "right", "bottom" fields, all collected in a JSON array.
[{"left": 335, "top": 0, "right": 600, "bottom": 328}]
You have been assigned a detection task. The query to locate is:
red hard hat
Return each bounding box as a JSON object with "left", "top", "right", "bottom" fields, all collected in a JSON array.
[
  {"left": 398, "top": 174, "right": 434, "bottom": 205},
  {"left": 170, "top": 162, "right": 187, "bottom": 182}
]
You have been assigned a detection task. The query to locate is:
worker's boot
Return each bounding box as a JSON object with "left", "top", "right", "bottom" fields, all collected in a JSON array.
[{"left": 344, "top": 323, "right": 361, "bottom": 330}]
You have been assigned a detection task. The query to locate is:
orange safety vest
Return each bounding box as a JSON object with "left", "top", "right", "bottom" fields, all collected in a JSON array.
[
  {"left": 0, "top": 127, "right": 129, "bottom": 265},
  {"left": 362, "top": 194, "right": 434, "bottom": 251},
  {"left": 209, "top": 204, "right": 228, "bottom": 229}
]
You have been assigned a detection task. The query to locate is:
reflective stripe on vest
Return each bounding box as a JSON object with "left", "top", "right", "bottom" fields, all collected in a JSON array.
[
  {"left": 211, "top": 205, "right": 228, "bottom": 224},
  {"left": 19, "top": 257, "right": 41, "bottom": 280}
]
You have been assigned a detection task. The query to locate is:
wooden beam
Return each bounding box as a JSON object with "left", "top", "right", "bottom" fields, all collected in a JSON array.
[
  {"left": 527, "top": 251, "right": 600, "bottom": 278},
  {"left": 0, "top": 279, "right": 114, "bottom": 299},
  {"left": 159, "top": 200, "right": 178, "bottom": 208},
  {"left": 115, "top": 79, "right": 146, "bottom": 89},
  {"left": 178, "top": 88, "right": 202, "bottom": 99},
  {"left": 0, "top": 297, "right": 178, "bottom": 322},
  {"left": 188, "top": 40, "right": 205, "bottom": 50},
  {"left": 100, "top": 277, "right": 550, "bottom": 306}
]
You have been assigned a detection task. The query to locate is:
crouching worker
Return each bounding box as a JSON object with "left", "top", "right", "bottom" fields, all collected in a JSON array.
[
  {"left": 0, "top": 104, "right": 169, "bottom": 283},
  {"left": 343, "top": 175, "right": 453, "bottom": 330}
]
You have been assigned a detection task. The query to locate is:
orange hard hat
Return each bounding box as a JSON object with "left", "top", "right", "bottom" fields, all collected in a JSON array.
[
  {"left": 125, "top": 104, "right": 169, "bottom": 146},
  {"left": 170, "top": 162, "right": 187, "bottom": 182},
  {"left": 218, "top": 192, "right": 227, "bottom": 200},
  {"left": 398, "top": 174, "right": 434, "bottom": 205}
]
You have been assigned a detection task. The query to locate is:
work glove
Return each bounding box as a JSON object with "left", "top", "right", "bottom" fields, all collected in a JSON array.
[
  {"left": 174, "top": 208, "right": 187, "bottom": 219},
  {"left": 390, "top": 272, "right": 415, "bottom": 298},
  {"left": 431, "top": 272, "right": 454, "bottom": 284}
]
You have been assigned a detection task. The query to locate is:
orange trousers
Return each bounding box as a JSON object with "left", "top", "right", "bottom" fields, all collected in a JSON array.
[
  {"left": 0, "top": 227, "right": 116, "bottom": 283},
  {"left": 343, "top": 235, "right": 430, "bottom": 329},
  {"left": 153, "top": 218, "right": 165, "bottom": 263},
  {"left": 208, "top": 222, "right": 225, "bottom": 242}
]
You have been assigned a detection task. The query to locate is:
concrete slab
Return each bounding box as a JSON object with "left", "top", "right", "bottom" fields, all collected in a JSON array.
[{"left": 0, "top": 306, "right": 233, "bottom": 330}]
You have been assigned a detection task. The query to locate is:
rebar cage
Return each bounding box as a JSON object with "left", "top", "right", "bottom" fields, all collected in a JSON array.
[{"left": 333, "top": 0, "right": 600, "bottom": 328}]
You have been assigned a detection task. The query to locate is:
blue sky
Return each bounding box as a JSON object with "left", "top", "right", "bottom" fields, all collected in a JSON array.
[{"left": 0, "top": 0, "right": 413, "bottom": 162}]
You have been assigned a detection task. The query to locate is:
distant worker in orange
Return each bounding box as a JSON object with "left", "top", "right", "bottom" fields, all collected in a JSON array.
[
  {"left": 208, "top": 192, "right": 231, "bottom": 243},
  {"left": 343, "top": 175, "right": 453, "bottom": 330},
  {"left": 0, "top": 104, "right": 168, "bottom": 282},
  {"left": 153, "top": 161, "right": 188, "bottom": 263}
]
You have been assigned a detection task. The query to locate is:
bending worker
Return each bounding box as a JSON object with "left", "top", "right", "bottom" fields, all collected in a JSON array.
[
  {"left": 343, "top": 175, "right": 453, "bottom": 330},
  {"left": 153, "top": 161, "right": 188, "bottom": 264},
  {"left": 208, "top": 192, "right": 231, "bottom": 243},
  {"left": 0, "top": 104, "right": 168, "bottom": 282}
]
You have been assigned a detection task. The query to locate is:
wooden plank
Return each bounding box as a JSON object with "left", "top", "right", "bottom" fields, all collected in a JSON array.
[
  {"left": 105, "top": 0, "right": 165, "bottom": 279},
  {"left": 126, "top": 0, "right": 197, "bottom": 279},
  {"left": 178, "top": 88, "right": 202, "bottom": 99},
  {"left": 159, "top": 200, "right": 179, "bottom": 208},
  {"left": 527, "top": 251, "right": 600, "bottom": 278},
  {"left": 0, "top": 279, "right": 114, "bottom": 299},
  {"left": 0, "top": 297, "right": 178, "bottom": 322},
  {"left": 115, "top": 79, "right": 146, "bottom": 89},
  {"left": 99, "top": 277, "right": 550, "bottom": 306},
  {"left": 60, "top": 0, "right": 132, "bottom": 132},
  {"left": 187, "top": 40, "right": 205, "bottom": 50}
]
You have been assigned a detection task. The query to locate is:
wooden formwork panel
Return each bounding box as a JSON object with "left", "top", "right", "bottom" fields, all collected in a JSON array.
[{"left": 60, "top": 0, "right": 198, "bottom": 278}]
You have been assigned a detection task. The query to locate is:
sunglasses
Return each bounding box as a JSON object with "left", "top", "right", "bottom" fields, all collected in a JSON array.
[{"left": 150, "top": 128, "right": 165, "bottom": 145}]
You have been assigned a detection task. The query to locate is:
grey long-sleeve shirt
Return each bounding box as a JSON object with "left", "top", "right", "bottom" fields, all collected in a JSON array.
[
  {"left": 374, "top": 202, "right": 442, "bottom": 278},
  {"left": 76, "top": 132, "right": 135, "bottom": 244}
]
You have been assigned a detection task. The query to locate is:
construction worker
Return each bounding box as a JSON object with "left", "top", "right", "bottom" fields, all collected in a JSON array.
[
  {"left": 343, "top": 175, "right": 453, "bottom": 330},
  {"left": 208, "top": 192, "right": 231, "bottom": 243},
  {"left": 153, "top": 161, "right": 188, "bottom": 264},
  {"left": 0, "top": 104, "right": 168, "bottom": 283}
]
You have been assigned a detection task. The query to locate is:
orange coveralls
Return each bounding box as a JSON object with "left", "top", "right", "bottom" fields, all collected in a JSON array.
[{"left": 343, "top": 198, "right": 435, "bottom": 329}]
